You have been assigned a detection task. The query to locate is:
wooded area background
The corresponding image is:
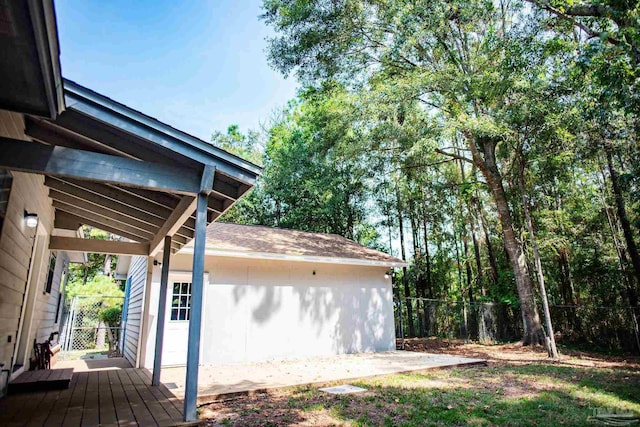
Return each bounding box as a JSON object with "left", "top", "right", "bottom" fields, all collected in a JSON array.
[{"left": 207, "top": 0, "right": 639, "bottom": 353}]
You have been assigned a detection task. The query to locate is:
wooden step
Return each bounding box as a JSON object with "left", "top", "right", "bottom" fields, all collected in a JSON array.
[{"left": 8, "top": 368, "right": 73, "bottom": 394}]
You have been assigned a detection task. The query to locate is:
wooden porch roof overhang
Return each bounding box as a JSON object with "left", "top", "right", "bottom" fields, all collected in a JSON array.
[{"left": 0, "top": 79, "right": 262, "bottom": 256}]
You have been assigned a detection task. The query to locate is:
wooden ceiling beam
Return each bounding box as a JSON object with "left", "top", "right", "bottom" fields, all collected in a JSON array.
[
  {"left": 50, "top": 236, "right": 150, "bottom": 256},
  {"left": 0, "top": 137, "right": 202, "bottom": 195}
]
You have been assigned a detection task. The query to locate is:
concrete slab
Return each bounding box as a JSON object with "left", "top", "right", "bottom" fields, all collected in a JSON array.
[{"left": 160, "top": 351, "right": 486, "bottom": 401}]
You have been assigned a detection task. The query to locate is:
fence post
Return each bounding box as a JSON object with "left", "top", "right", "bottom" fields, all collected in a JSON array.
[
  {"left": 444, "top": 301, "right": 449, "bottom": 344},
  {"left": 631, "top": 307, "right": 640, "bottom": 354},
  {"left": 463, "top": 301, "right": 469, "bottom": 343},
  {"left": 67, "top": 297, "right": 79, "bottom": 352},
  {"left": 398, "top": 298, "right": 405, "bottom": 350}
]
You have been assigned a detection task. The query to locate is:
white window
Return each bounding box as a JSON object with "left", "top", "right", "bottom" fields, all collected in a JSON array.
[{"left": 170, "top": 282, "right": 192, "bottom": 321}]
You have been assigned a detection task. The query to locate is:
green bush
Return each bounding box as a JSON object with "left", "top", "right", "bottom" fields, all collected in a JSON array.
[
  {"left": 99, "top": 306, "right": 122, "bottom": 327},
  {"left": 66, "top": 275, "right": 124, "bottom": 311}
]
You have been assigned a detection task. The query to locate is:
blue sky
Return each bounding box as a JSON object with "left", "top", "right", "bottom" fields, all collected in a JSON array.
[{"left": 55, "top": 0, "right": 299, "bottom": 140}]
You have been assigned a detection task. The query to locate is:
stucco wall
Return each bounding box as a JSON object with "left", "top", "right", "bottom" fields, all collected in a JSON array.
[{"left": 142, "top": 254, "right": 396, "bottom": 368}]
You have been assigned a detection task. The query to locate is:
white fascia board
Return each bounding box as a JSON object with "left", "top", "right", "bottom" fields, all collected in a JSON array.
[{"left": 178, "top": 247, "right": 407, "bottom": 268}]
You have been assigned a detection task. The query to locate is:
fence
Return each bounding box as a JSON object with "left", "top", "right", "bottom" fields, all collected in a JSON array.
[
  {"left": 394, "top": 298, "right": 640, "bottom": 354},
  {"left": 59, "top": 295, "right": 124, "bottom": 356}
]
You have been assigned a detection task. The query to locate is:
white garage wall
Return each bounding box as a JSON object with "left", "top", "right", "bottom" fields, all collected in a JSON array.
[{"left": 142, "top": 255, "right": 395, "bottom": 368}]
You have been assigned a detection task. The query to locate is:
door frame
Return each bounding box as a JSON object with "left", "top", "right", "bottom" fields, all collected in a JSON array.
[{"left": 160, "top": 271, "right": 209, "bottom": 366}]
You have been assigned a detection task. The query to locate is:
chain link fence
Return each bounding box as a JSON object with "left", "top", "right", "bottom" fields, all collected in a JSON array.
[
  {"left": 395, "top": 297, "right": 640, "bottom": 354},
  {"left": 59, "top": 295, "right": 124, "bottom": 356}
]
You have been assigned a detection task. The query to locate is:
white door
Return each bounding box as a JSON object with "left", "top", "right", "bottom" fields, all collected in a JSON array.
[
  {"left": 161, "top": 279, "right": 192, "bottom": 366},
  {"left": 160, "top": 273, "right": 209, "bottom": 366}
]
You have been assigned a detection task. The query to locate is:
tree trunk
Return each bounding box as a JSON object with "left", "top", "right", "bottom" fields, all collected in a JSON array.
[
  {"left": 420, "top": 189, "right": 434, "bottom": 298},
  {"left": 606, "top": 149, "right": 640, "bottom": 307},
  {"left": 558, "top": 248, "right": 577, "bottom": 305},
  {"left": 476, "top": 197, "right": 499, "bottom": 288},
  {"left": 396, "top": 184, "right": 415, "bottom": 337},
  {"left": 600, "top": 168, "right": 634, "bottom": 306},
  {"left": 420, "top": 203, "right": 434, "bottom": 335},
  {"left": 453, "top": 225, "right": 464, "bottom": 299},
  {"left": 519, "top": 156, "right": 558, "bottom": 358},
  {"left": 471, "top": 225, "right": 483, "bottom": 300},
  {"left": 457, "top": 158, "right": 474, "bottom": 303},
  {"left": 468, "top": 136, "right": 545, "bottom": 345},
  {"left": 421, "top": 199, "right": 434, "bottom": 299},
  {"left": 409, "top": 201, "right": 425, "bottom": 337}
]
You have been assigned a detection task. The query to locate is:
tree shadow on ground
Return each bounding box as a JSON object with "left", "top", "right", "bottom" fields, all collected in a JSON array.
[{"left": 201, "top": 359, "right": 640, "bottom": 427}]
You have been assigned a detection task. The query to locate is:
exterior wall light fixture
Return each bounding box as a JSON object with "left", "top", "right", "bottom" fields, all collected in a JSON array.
[{"left": 24, "top": 212, "right": 38, "bottom": 228}]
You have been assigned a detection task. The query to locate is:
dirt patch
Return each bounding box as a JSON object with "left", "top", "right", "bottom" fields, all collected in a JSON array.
[{"left": 201, "top": 389, "right": 372, "bottom": 427}]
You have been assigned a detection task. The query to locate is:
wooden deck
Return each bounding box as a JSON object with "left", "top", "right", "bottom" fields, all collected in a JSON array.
[{"left": 0, "top": 368, "right": 188, "bottom": 426}]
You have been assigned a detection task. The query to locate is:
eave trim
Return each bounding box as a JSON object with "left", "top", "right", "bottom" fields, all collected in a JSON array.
[{"left": 177, "top": 247, "right": 407, "bottom": 268}]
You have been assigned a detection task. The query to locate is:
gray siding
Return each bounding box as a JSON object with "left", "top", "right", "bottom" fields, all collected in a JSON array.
[
  {"left": 123, "top": 255, "right": 147, "bottom": 366},
  {"left": 35, "top": 251, "right": 68, "bottom": 344}
]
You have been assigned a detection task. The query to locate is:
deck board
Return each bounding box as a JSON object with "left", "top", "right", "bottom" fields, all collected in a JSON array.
[
  {"left": 26, "top": 389, "right": 62, "bottom": 427},
  {"left": 124, "top": 369, "right": 173, "bottom": 426},
  {"left": 43, "top": 371, "right": 80, "bottom": 425},
  {"left": 136, "top": 369, "right": 184, "bottom": 415},
  {"left": 1, "top": 368, "right": 184, "bottom": 426},
  {"left": 132, "top": 369, "right": 183, "bottom": 420},
  {"left": 98, "top": 371, "right": 118, "bottom": 426},
  {"left": 117, "top": 370, "right": 159, "bottom": 426},
  {"left": 108, "top": 370, "right": 138, "bottom": 427},
  {"left": 80, "top": 371, "right": 100, "bottom": 426},
  {"left": 63, "top": 371, "right": 88, "bottom": 427},
  {"left": 10, "top": 387, "right": 48, "bottom": 425}
]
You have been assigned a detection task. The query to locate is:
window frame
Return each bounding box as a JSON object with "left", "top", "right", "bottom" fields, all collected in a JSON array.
[
  {"left": 170, "top": 281, "right": 192, "bottom": 322},
  {"left": 44, "top": 252, "right": 56, "bottom": 294}
]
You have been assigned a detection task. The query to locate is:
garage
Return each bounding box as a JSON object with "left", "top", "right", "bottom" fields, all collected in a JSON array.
[{"left": 122, "top": 222, "right": 405, "bottom": 368}]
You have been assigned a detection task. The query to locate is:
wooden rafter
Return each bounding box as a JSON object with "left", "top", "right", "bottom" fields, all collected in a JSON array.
[
  {"left": 45, "top": 177, "right": 174, "bottom": 219},
  {"left": 49, "top": 189, "right": 160, "bottom": 234},
  {"left": 52, "top": 201, "right": 155, "bottom": 241}
]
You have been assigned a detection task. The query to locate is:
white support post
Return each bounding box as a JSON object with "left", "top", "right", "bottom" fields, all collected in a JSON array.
[{"left": 151, "top": 235, "right": 172, "bottom": 386}]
